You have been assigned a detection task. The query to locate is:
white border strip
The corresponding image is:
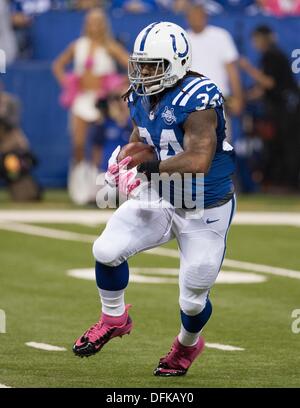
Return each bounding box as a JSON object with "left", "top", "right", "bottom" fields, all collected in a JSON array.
[
  {"left": 1, "top": 221, "right": 300, "bottom": 280},
  {"left": 223, "top": 259, "right": 300, "bottom": 280},
  {"left": 0, "top": 383, "right": 12, "bottom": 388},
  {"left": 206, "top": 342, "right": 245, "bottom": 351},
  {"left": 172, "top": 77, "right": 201, "bottom": 105},
  {"left": 25, "top": 342, "right": 66, "bottom": 351},
  {"left": 147, "top": 247, "right": 300, "bottom": 280},
  {"left": 0, "top": 210, "right": 114, "bottom": 226},
  {"left": 0, "top": 210, "right": 300, "bottom": 226},
  {"left": 68, "top": 268, "right": 267, "bottom": 284},
  {"left": 0, "top": 222, "right": 95, "bottom": 243}
]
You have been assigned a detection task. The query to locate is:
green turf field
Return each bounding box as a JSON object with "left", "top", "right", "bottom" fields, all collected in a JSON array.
[
  {"left": 0, "top": 194, "right": 300, "bottom": 388},
  {"left": 1, "top": 189, "right": 300, "bottom": 211}
]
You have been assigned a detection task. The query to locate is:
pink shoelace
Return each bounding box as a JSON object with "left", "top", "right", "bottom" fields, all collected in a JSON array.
[
  {"left": 84, "top": 320, "right": 111, "bottom": 343},
  {"left": 162, "top": 343, "right": 193, "bottom": 366}
]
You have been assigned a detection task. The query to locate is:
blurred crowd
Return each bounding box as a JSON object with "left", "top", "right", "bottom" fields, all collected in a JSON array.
[
  {"left": 0, "top": 0, "right": 300, "bottom": 202},
  {"left": 6, "top": 0, "right": 300, "bottom": 15},
  {"left": 2, "top": 0, "right": 300, "bottom": 63}
]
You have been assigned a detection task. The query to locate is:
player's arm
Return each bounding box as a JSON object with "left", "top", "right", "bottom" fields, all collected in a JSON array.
[
  {"left": 128, "top": 120, "right": 143, "bottom": 143},
  {"left": 137, "top": 109, "right": 217, "bottom": 177},
  {"left": 239, "top": 57, "right": 275, "bottom": 90},
  {"left": 159, "top": 109, "right": 217, "bottom": 175}
]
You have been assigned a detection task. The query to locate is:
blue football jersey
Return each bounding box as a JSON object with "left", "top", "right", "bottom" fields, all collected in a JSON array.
[{"left": 128, "top": 75, "right": 235, "bottom": 208}]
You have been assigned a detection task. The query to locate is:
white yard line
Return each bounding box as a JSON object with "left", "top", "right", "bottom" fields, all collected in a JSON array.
[
  {"left": 0, "top": 383, "right": 12, "bottom": 388},
  {"left": 205, "top": 343, "right": 245, "bottom": 351},
  {"left": 0, "top": 222, "right": 96, "bottom": 243},
  {"left": 0, "top": 210, "right": 300, "bottom": 226},
  {"left": 25, "top": 342, "right": 66, "bottom": 352},
  {"left": 0, "top": 210, "right": 114, "bottom": 226},
  {"left": 68, "top": 268, "right": 267, "bottom": 284},
  {"left": 147, "top": 248, "right": 300, "bottom": 280},
  {"left": 223, "top": 259, "right": 300, "bottom": 280},
  {"left": 235, "top": 212, "right": 300, "bottom": 227},
  {"left": 0, "top": 221, "right": 300, "bottom": 280}
]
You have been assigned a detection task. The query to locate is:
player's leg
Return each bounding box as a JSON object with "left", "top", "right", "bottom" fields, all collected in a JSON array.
[
  {"left": 73, "top": 199, "right": 174, "bottom": 357},
  {"left": 93, "top": 200, "right": 173, "bottom": 312},
  {"left": 154, "top": 196, "right": 236, "bottom": 376}
]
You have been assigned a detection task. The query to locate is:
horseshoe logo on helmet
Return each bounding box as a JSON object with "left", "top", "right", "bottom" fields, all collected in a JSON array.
[{"left": 170, "top": 33, "right": 189, "bottom": 58}]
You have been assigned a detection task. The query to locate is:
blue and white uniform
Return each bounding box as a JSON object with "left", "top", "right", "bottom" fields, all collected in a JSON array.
[
  {"left": 93, "top": 74, "right": 236, "bottom": 317},
  {"left": 128, "top": 75, "right": 235, "bottom": 208}
]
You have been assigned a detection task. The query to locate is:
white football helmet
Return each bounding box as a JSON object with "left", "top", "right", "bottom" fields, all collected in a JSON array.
[{"left": 128, "top": 22, "right": 192, "bottom": 96}]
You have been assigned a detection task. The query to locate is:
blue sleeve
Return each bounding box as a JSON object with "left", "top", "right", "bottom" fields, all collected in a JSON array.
[
  {"left": 127, "top": 92, "right": 137, "bottom": 121},
  {"left": 182, "top": 81, "right": 224, "bottom": 114}
]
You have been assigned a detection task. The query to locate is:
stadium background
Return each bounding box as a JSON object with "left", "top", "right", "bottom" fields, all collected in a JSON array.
[{"left": 2, "top": 3, "right": 300, "bottom": 188}]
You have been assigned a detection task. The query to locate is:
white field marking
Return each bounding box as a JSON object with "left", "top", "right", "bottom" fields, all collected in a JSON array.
[
  {"left": 130, "top": 275, "right": 177, "bottom": 284},
  {"left": 0, "top": 210, "right": 114, "bottom": 226},
  {"left": 0, "top": 222, "right": 96, "bottom": 243},
  {"left": 25, "top": 342, "right": 66, "bottom": 351},
  {"left": 216, "top": 271, "right": 267, "bottom": 283},
  {"left": 0, "top": 210, "right": 300, "bottom": 226},
  {"left": 234, "top": 212, "right": 300, "bottom": 227},
  {"left": 1, "top": 221, "right": 299, "bottom": 281},
  {"left": 147, "top": 247, "right": 300, "bottom": 280},
  {"left": 68, "top": 268, "right": 178, "bottom": 284},
  {"left": 205, "top": 343, "right": 245, "bottom": 351},
  {"left": 223, "top": 259, "right": 300, "bottom": 280},
  {"left": 0, "top": 384, "right": 12, "bottom": 388},
  {"left": 67, "top": 268, "right": 267, "bottom": 284}
]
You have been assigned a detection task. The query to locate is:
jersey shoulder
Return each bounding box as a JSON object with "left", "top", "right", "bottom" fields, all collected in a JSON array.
[
  {"left": 127, "top": 90, "right": 140, "bottom": 119},
  {"left": 170, "top": 75, "right": 224, "bottom": 113},
  {"left": 127, "top": 90, "right": 137, "bottom": 105}
]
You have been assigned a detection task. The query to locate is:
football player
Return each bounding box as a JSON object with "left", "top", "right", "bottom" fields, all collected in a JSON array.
[{"left": 73, "top": 22, "right": 236, "bottom": 377}]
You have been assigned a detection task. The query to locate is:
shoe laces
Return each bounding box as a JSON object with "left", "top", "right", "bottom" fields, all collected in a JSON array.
[
  {"left": 163, "top": 343, "right": 192, "bottom": 365},
  {"left": 85, "top": 320, "right": 112, "bottom": 343}
]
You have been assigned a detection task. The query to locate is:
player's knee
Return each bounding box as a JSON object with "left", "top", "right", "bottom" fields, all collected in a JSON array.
[
  {"left": 179, "top": 296, "right": 206, "bottom": 316},
  {"left": 183, "top": 261, "right": 219, "bottom": 291},
  {"left": 179, "top": 284, "right": 210, "bottom": 316},
  {"left": 92, "top": 238, "right": 123, "bottom": 267}
]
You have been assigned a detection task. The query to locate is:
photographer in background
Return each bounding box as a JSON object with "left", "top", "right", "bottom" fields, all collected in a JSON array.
[
  {"left": 240, "top": 25, "right": 300, "bottom": 191},
  {"left": 0, "top": 86, "right": 41, "bottom": 201}
]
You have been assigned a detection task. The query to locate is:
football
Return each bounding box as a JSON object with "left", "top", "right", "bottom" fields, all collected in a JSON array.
[{"left": 117, "top": 142, "right": 157, "bottom": 169}]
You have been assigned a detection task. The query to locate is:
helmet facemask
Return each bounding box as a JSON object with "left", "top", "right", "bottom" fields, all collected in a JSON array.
[{"left": 128, "top": 57, "right": 176, "bottom": 96}]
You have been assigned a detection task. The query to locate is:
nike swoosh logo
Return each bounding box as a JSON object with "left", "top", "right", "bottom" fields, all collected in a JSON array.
[
  {"left": 206, "top": 219, "right": 220, "bottom": 224},
  {"left": 206, "top": 85, "right": 215, "bottom": 92}
]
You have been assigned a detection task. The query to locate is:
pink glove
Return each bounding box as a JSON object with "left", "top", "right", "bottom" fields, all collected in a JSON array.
[
  {"left": 104, "top": 145, "right": 122, "bottom": 187},
  {"left": 105, "top": 154, "right": 141, "bottom": 197},
  {"left": 118, "top": 164, "right": 141, "bottom": 197}
]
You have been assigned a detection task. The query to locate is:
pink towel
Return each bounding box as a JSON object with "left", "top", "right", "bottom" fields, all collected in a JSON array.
[
  {"left": 97, "top": 73, "right": 127, "bottom": 99},
  {"left": 264, "top": 0, "right": 300, "bottom": 16},
  {"left": 59, "top": 73, "right": 80, "bottom": 108}
]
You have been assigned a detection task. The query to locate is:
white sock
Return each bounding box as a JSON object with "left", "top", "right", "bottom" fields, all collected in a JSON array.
[
  {"left": 178, "top": 325, "right": 201, "bottom": 347},
  {"left": 98, "top": 289, "right": 125, "bottom": 316}
]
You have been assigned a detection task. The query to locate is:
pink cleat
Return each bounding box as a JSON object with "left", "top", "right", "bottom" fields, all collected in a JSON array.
[
  {"left": 154, "top": 336, "right": 205, "bottom": 377},
  {"left": 73, "top": 304, "right": 133, "bottom": 358}
]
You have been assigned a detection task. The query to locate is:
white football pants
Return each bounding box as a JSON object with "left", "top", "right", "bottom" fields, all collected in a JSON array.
[{"left": 93, "top": 196, "right": 236, "bottom": 316}]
